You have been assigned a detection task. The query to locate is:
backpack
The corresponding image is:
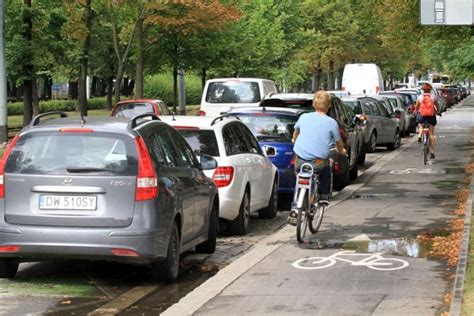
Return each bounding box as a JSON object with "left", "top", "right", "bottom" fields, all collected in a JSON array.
[{"left": 420, "top": 94, "right": 435, "bottom": 116}]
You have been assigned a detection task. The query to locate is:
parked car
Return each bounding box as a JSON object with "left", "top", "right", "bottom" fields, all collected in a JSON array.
[
  {"left": 328, "top": 90, "right": 351, "bottom": 98},
  {"left": 160, "top": 115, "right": 278, "bottom": 235},
  {"left": 433, "top": 87, "right": 446, "bottom": 112},
  {"left": 257, "top": 94, "right": 366, "bottom": 190},
  {"left": 342, "top": 96, "right": 401, "bottom": 153},
  {"left": 440, "top": 88, "right": 455, "bottom": 108},
  {"left": 0, "top": 112, "right": 219, "bottom": 281},
  {"left": 369, "top": 95, "right": 406, "bottom": 137},
  {"left": 111, "top": 99, "right": 171, "bottom": 117},
  {"left": 379, "top": 92, "right": 416, "bottom": 135},
  {"left": 199, "top": 78, "right": 278, "bottom": 117},
  {"left": 342, "top": 63, "right": 384, "bottom": 95}
]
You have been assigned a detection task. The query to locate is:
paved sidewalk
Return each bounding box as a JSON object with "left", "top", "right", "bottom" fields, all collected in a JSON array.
[{"left": 163, "top": 98, "right": 474, "bottom": 316}]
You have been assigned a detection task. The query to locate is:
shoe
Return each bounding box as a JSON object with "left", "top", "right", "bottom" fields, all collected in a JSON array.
[
  {"left": 430, "top": 153, "right": 435, "bottom": 159},
  {"left": 287, "top": 209, "right": 297, "bottom": 226},
  {"left": 318, "top": 194, "right": 330, "bottom": 205},
  {"left": 417, "top": 137, "right": 421, "bottom": 143}
]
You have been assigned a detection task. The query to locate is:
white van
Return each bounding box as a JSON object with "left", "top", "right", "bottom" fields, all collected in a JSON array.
[
  {"left": 342, "top": 64, "right": 384, "bottom": 95},
  {"left": 199, "top": 78, "right": 278, "bottom": 117}
]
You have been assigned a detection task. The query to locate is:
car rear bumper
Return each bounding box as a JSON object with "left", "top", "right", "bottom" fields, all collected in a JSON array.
[
  {"left": 0, "top": 225, "right": 169, "bottom": 264},
  {"left": 277, "top": 168, "right": 295, "bottom": 194}
]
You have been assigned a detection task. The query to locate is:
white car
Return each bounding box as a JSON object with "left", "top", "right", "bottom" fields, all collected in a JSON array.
[{"left": 160, "top": 115, "right": 279, "bottom": 235}]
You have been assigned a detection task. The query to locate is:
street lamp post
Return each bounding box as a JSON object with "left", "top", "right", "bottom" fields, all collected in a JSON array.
[{"left": 0, "top": 0, "right": 8, "bottom": 143}]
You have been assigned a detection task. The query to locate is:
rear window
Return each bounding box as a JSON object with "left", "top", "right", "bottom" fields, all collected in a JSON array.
[
  {"left": 236, "top": 113, "right": 296, "bottom": 142},
  {"left": 113, "top": 102, "right": 154, "bottom": 117},
  {"left": 343, "top": 101, "right": 362, "bottom": 114},
  {"left": 176, "top": 129, "right": 220, "bottom": 157},
  {"left": 205, "top": 81, "right": 260, "bottom": 103},
  {"left": 6, "top": 132, "right": 138, "bottom": 175}
]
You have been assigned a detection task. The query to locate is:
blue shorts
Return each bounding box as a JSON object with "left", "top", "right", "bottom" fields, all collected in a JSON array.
[{"left": 416, "top": 114, "right": 437, "bottom": 126}]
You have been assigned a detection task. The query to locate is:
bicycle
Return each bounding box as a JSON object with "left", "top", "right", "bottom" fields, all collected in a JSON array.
[{"left": 292, "top": 162, "right": 331, "bottom": 243}]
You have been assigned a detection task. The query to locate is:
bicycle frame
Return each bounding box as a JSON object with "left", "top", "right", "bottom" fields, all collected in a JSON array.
[{"left": 293, "top": 163, "right": 319, "bottom": 209}]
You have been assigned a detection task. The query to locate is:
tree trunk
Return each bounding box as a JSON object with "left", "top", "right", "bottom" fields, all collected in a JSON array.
[
  {"left": 15, "top": 84, "right": 22, "bottom": 102},
  {"left": 114, "top": 63, "right": 124, "bottom": 105},
  {"left": 328, "top": 60, "right": 335, "bottom": 90},
  {"left": 22, "top": 0, "right": 33, "bottom": 125},
  {"left": 314, "top": 66, "right": 322, "bottom": 92},
  {"left": 78, "top": 0, "right": 92, "bottom": 117},
  {"left": 135, "top": 17, "right": 144, "bottom": 99},
  {"left": 32, "top": 76, "right": 39, "bottom": 116},
  {"left": 201, "top": 67, "right": 206, "bottom": 91},
  {"left": 172, "top": 62, "right": 178, "bottom": 114},
  {"left": 106, "top": 76, "right": 113, "bottom": 110}
]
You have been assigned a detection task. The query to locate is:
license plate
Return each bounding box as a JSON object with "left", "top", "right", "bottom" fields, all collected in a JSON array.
[{"left": 39, "top": 195, "right": 97, "bottom": 210}]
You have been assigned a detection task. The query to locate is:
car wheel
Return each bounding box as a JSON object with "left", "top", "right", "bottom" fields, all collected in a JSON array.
[
  {"left": 357, "top": 145, "right": 366, "bottom": 165},
  {"left": 258, "top": 178, "right": 278, "bottom": 219},
  {"left": 333, "top": 162, "right": 350, "bottom": 191},
  {"left": 349, "top": 160, "right": 358, "bottom": 180},
  {"left": 366, "top": 132, "right": 377, "bottom": 153},
  {"left": 387, "top": 130, "right": 401, "bottom": 150},
  {"left": 196, "top": 203, "right": 218, "bottom": 254},
  {"left": 152, "top": 222, "right": 180, "bottom": 282},
  {"left": 0, "top": 259, "right": 19, "bottom": 278},
  {"left": 228, "top": 189, "right": 250, "bottom": 235}
]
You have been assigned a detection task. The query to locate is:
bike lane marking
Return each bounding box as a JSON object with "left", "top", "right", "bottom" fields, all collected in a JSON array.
[{"left": 291, "top": 250, "right": 410, "bottom": 271}]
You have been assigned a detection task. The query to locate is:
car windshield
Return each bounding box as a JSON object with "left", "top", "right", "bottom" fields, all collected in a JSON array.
[
  {"left": 205, "top": 81, "right": 260, "bottom": 103},
  {"left": 176, "top": 129, "right": 220, "bottom": 157},
  {"left": 113, "top": 102, "right": 154, "bottom": 117},
  {"left": 234, "top": 113, "right": 296, "bottom": 141},
  {"left": 343, "top": 101, "right": 362, "bottom": 114},
  {"left": 5, "top": 132, "right": 138, "bottom": 175}
]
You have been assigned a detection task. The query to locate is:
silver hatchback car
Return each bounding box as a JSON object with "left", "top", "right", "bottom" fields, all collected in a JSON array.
[{"left": 0, "top": 112, "right": 219, "bottom": 282}]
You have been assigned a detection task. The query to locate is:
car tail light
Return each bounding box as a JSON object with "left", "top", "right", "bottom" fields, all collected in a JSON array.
[
  {"left": 111, "top": 248, "right": 140, "bottom": 257},
  {"left": 0, "top": 245, "right": 20, "bottom": 253},
  {"left": 199, "top": 110, "right": 206, "bottom": 116},
  {"left": 134, "top": 137, "right": 158, "bottom": 201},
  {"left": 212, "top": 166, "right": 234, "bottom": 188},
  {"left": 0, "top": 135, "right": 19, "bottom": 199}
]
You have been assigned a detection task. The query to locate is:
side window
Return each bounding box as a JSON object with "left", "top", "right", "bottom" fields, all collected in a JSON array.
[
  {"left": 336, "top": 100, "right": 352, "bottom": 126},
  {"left": 229, "top": 123, "right": 250, "bottom": 153},
  {"left": 222, "top": 125, "right": 243, "bottom": 155},
  {"left": 369, "top": 101, "right": 382, "bottom": 116},
  {"left": 361, "top": 101, "right": 372, "bottom": 115},
  {"left": 327, "top": 100, "right": 337, "bottom": 120},
  {"left": 154, "top": 129, "right": 180, "bottom": 167},
  {"left": 146, "top": 133, "right": 164, "bottom": 166},
  {"left": 238, "top": 123, "right": 263, "bottom": 155},
  {"left": 167, "top": 128, "right": 198, "bottom": 168},
  {"left": 377, "top": 102, "right": 390, "bottom": 117}
]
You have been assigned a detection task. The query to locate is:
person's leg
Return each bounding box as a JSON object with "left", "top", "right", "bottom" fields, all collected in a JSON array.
[
  {"left": 429, "top": 125, "right": 436, "bottom": 156},
  {"left": 316, "top": 164, "right": 331, "bottom": 202}
]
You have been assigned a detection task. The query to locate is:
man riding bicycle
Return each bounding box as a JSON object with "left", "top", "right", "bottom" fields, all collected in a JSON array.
[
  {"left": 288, "top": 91, "right": 346, "bottom": 225},
  {"left": 416, "top": 83, "right": 439, "bottom": 159}
]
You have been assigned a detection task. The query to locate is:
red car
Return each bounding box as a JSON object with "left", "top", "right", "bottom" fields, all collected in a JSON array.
[{"left": 111, "top": 99, "right": 171, "bottom": 118}]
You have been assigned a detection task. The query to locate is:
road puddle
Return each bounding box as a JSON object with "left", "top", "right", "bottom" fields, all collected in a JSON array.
[{"left": 301, "top": 237, "right": 433, "bottom": 258}]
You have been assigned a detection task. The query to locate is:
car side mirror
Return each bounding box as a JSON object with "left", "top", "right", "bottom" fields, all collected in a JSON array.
[
  {"left": 200, "top": 154, "right": 218, "bottom": 170},
  {"left": 264, "top": 146, "right": 276, "bottom": 156}
]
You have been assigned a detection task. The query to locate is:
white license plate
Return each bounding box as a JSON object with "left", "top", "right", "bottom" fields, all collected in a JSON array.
[{"left": 39, "top": 195, "right": 97, "bottom": 210}]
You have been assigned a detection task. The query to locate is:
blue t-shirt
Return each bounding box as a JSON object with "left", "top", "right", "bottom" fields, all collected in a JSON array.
[{"left": 293, "top": 112, "right": 340, "bottom": 160}]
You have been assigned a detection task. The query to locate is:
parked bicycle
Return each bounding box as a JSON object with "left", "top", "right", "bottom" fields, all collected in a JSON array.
[
  {"left": 292, "top": 250, "right": 409, "bottom": 271},
  {"left": 291, "top": 162, "right": 332, "bottom": 243}
]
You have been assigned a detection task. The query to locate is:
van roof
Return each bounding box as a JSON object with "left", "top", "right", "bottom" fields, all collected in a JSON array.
[{"left": 206, "top": 78, "right": 275, "bottom": 83}]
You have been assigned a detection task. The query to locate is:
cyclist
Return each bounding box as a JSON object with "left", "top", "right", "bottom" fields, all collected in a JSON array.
[
  {"left": 415, "top": 83, "right": 439, "bottom": 159},
  {"left": 288, "top": 91, "right": 346, "bottom": 225}
]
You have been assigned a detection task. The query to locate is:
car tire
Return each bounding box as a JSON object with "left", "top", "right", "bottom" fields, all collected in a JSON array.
[
  {"left": 228, "top": 189, "right": 250, "bottom": 235},
  {"left": 349, "top": 159, "right": 358, "bottom": 180},
  {"left": 333, "top": 162, "right": 350, "bottom": 191},
  {"left": 152, "top": 222, "right": 180, "bottom": 282},
  {"left": 366, "top": 132, "right": 377, "bottom": 153},
  {"left": 258, "top": 179, "right": 278, "bottom": 219},
  {"left": 196, "top": 204, "right": 218, "bottom": 254},
  {"left": 357, "top": 145, "right": 366, "bottom": 165},
  {"left": 387, "top": 130, "right": 401, "bottom": 150},
  {"left": 0, "top": 259, "right": 19, "bottom": 278}
]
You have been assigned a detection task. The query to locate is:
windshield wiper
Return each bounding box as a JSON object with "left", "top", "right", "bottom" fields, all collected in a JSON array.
[{"left": 66, "top": 167, "right": 115, "bottom": 173}]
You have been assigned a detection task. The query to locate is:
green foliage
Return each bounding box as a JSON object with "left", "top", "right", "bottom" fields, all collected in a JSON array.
[
  {"left": 143, "top": 72, "right": 202, "bottom": 105},
  {"left": 7, "top": 98, "right": 109, "bottom": 116}
]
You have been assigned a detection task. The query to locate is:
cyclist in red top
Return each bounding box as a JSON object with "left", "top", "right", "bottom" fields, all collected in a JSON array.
[{"left": 415, "top": 83, "right": 439, "bottom": 159}]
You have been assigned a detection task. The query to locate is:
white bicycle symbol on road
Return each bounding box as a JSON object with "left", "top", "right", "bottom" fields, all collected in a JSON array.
[{"left": 292, "top": 250, "right": 409, "bottom": 271}]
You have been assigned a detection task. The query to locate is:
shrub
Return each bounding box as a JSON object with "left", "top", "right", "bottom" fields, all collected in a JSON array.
[
  {"left": 7, "top": 97, "right": 109, "bottom": 116},
  {"left": 144, "top": 72, "right": 203, "bottom": 106}
]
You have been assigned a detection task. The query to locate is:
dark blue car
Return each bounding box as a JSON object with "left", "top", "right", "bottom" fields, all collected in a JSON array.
[{"left": 228, "top": 107, "right": 307, "bottom": 194}]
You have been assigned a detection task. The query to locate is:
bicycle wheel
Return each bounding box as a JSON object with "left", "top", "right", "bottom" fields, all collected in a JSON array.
[
  {"left": 366, "top": 258, "right": 409, "bottom": 271},
  {"left": 296, "top": 189, "right": 309, "bottom": 243},
  {"left": 309, "top": 203, "right": 325, "bottom": 234},
  {"left": 292, "top": 256, "right": 336, "bottom": 270}
]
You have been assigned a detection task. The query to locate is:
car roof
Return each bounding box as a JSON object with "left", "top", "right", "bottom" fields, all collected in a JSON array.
[
  {"left": 115, "top": 99, "right": 163, "bottom": 104},
  {"left": 206, "top": 78, "right": 274, "bottom": 83},
  {"left": 265, "top": 93, "right": 314, "bottom": 100},
  {"left": 159, "top": 115, "right": 240, "bottom": 129}
]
